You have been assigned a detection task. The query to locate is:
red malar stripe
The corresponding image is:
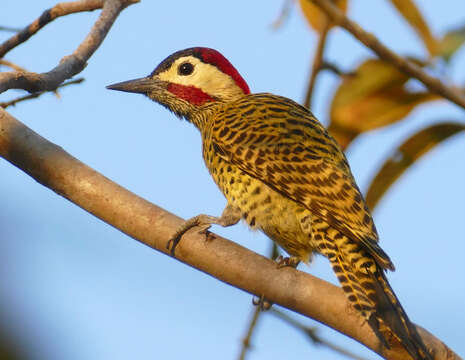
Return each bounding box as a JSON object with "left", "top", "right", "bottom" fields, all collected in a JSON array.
[{"left": 167, "top": 83, "right": 215, "bottom": 106}]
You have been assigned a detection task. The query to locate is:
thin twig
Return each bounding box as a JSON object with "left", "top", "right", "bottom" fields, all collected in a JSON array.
[
  {"left": 0, "top": 59, "right": 26, "bottom": 72},
  {"left": 303, "top": 18, "right": 331, "bottom": 108},
  {"left": 0, "top": 108, "right": 459, "bottom": 360},
  {"left": 271, "top": 308, "right": 371, "bottom": 360},
  {"left": 0, "top": 78, "right": 84, "bottom": 109},
  {"left": 308, "top": 0, "right": 465, "bottom": 109},
  {"left": 0, "top": 26, "right": 21, "bottom": 33},
  {"left": 271, "top": 0, "right": 295, "bottom": 30},
  {"left": 0, "top": 0, "right": 104, "bottom": 58},
  {"left": 0, "top": 0, "right": 140, "bottom": 94},
  {"left": 238, "top": 307, "right": 262, "bottom": 360},
  {"left": 320, "top": 61, "right": 356, "bottom": 78},
  {"left": 237, "top": 243, "right": 279, "bottom": 360}
]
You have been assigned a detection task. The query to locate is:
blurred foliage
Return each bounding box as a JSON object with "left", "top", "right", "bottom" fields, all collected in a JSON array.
[
  {"left": 437, "top": 24, "right": 465, "bottom": 62},
  {"left": 261, "top": 3, "right": 465, "bottom": 352},
  {"left": 388, "top": 0, "right": 437, "bottom": 56},
  {"left": 271, "top": 0, "right": 294, "bottom": 30},
  {"left": 299, "top": 0, "right": 347, "bottom": 31},
  {"left": 328, "top": 58, "right": 440, "bottom": 148},
  {"left": 365, "top": 123, "right": 465, "bottom": 210},
  {"left": 293, "top": 0, "right": 465, "bottom": 210}
]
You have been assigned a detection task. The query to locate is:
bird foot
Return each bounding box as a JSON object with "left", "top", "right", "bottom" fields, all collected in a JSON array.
[
  {"left": 166, "top": 208, "right": 240, "bottom": 257},
  {"left": 252, "top": 294, "right": 273, "bottom": 311},
  {"left": 166, "top": 215, "right": 214, "bottom": 256},
  {"left": 275, "top": 255, "right": 300, "bottom": 269}
]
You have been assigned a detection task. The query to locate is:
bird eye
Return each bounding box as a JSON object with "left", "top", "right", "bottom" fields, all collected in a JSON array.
[{"left": 178, "top": 62, "right": 194, "bottom": 76}]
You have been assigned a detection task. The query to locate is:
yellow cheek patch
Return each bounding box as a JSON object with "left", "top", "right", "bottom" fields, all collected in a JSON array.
[{"left": 157, "top": 56, "right": 246, "bottom": 101}]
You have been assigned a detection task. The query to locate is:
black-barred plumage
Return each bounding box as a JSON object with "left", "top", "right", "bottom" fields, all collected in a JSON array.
[{"left": 107, "top": 47, "right": 431, "bottom": 360}]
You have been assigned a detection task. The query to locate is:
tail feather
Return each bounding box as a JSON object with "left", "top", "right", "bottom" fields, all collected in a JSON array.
[
  {"left": 367, "top": 268, "right": 432, "bottom": 360},
  {"left": 316, "top": 227, "right": 432, "bottom": 360}
]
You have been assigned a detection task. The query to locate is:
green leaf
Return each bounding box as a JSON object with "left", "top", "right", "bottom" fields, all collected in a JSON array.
[{"left": 365, "top": 122, "right": 465, "bottom": 210}]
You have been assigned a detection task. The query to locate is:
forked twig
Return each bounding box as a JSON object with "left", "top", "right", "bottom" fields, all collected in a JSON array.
[
  {"left": 0, "top": 0, "right": 139, "bottom": 94},
  {"left": 0, "top": 78, "right": 84, "bottom": 109},
  {"left": 0, "top": 0, "right": 104, "bottom": 58}
]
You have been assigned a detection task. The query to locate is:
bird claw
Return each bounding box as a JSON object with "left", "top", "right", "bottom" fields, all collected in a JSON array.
[
  {"left": 197, "top": 224, "right": 212, "bottom": 235},
  {"left": 166, "top": 224, "right": 212, "bottom": 257},
  {"left": 275, "top": 255, "right": 300, "bottom": 269},
  {"left": 252, "top": 294, "right": 273, "bottom": 311},
  {"left": 166, "top": 234, "right": 182, "bottom": 257}
]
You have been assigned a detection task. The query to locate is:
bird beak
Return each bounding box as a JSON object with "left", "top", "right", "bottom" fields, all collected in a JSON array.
[{"left": 106, "top": 76, "right": 163, "bottom": 95}]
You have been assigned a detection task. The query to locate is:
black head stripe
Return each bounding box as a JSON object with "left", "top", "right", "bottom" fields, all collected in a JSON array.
[{"left": 150, "top": 48, "right": 203, "bottom": 76}]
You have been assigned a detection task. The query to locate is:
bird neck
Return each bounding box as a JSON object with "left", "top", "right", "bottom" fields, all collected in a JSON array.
[
  {"left": 184, "top": 92, "right": 248, "bottom": 132},
  {"left": 185, "top": 102, "right": 222, "bottom": 132}
]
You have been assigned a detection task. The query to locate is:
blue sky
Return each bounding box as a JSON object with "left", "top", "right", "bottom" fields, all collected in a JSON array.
[{"left": 1, "top": 1, "right": 464, "bottom": 359}]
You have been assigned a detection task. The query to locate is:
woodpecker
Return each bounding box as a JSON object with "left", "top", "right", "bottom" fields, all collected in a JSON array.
[{"left": 107, "top": 47, "right": 431, "bottom": 360}]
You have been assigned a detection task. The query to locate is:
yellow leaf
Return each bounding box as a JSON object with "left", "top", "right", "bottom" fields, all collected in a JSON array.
[
  {"left": 365, "top": 123, "right": 465, "bottom": 210},
  {"left": 328, "top": 59, "right": 440, "bottom": 149},
  {"left": 299, "top": 0, "right": 347, "bottom": 32},
  {"left": 389, "top": 0, "right": 437, "bottom": 56},
  {"left": 437, "top": 24, "right": 465, "bottom": 62}
]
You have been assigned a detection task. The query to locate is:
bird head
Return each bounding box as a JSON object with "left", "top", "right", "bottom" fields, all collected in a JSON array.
[{"left": 107, "top": 47, "right": 250, "bottom": 120}]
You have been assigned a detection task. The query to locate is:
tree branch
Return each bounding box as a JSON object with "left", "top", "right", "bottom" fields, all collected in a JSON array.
[
  {"left": 0, "top": 0, "right": 139, "bottom": 94},
  {"left": 303, "top": 18, "right": 331, "bottom": 109},
  {"left": 0, "top": 108, "right": 458, "bottom": 360},
  {"left": 320, "top": 61, "right": 356, "bottom": 78},
  {"left": 0, "top": 78, "right": 84, "bottom": 109},
  {"left": 307, "top": 0, "right": 465, "bottom": 110}
]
